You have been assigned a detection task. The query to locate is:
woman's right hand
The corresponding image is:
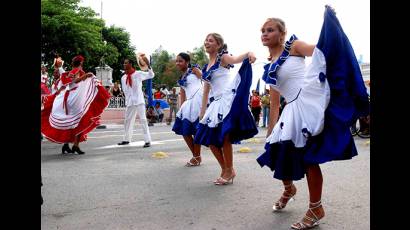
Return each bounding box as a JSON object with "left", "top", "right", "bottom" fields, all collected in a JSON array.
[{"left": 247, "top": 52, "right": 257, "bottom": 64}]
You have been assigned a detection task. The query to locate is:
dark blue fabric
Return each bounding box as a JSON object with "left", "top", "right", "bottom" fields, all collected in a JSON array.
[
  {"left": 257, "top": 6, "right": 368, "bottom": 180},
  {"left": 194, "top": 58, "right": 258, "bottom": 147},
  {"left": 303, "top": 5, "right": 369, "bottom": 164},
  {"left": 257, "top": 133, "right": 358, "bottom": 180},
  {"left": 257, "top": 141, "right": 307, "bottom": 181},
  {"left": 145, "top": 79, "right": 153, "bottom": 107},
  {"left": 262, "top": 35, "right": 298, "bottom": 86},
  {"left": 172, "top": 117, "right": 199, "bottom": 136},
  {"left": 178, "top": 64, "right": 200, "bottom": 87}
]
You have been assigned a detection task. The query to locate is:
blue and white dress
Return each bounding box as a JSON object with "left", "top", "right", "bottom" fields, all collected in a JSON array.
[
  {"left": 172, "top": 66, "right": 203, "bottom": 136},
  {"left": 194, "top": 50, "right": 259, "bottom": 147},
  {"left": 256, "top": 6, "right": 369, "bottom": 181}
]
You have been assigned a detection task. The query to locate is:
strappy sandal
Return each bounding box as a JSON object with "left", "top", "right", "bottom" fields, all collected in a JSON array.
[
  {"left": 214, "top": 167, "right": 236, "bottom": 185},
  {"left": 272, "top": 183, "right": 297, "bottom": 211},
  {"left": 185, "top": 156, "right": 201, "bottom": 167},
  {"left": 290, "top": 200, "right": 324, "bottom": 229}
]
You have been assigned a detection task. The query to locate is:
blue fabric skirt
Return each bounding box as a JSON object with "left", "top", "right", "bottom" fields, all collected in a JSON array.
[
  {"left": 172, "top": 117, "right": 199, "bottom": 136},
  {"left": 194, "top": 59, "right": 258, "bottom": 147}
]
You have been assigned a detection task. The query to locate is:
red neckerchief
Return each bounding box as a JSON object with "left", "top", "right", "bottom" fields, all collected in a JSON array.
[{"left": 126, "top": 68, "right": 136, "bottom": 87}]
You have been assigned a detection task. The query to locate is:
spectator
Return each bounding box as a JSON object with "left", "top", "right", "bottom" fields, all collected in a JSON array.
[
  {"left": 41, "top": 65, "right": 48, "bottom": 84},
  {"left": 161, "top": 85, "right": 170, "bottom": 97},
  {"left": 261, "top": 88, "right": 270, "bottom": 128},
  {"left": 154, "top": 102, "right": 164, "bottom": 122},
  {"left": 250, "top": 90, "right": 262, "bottom": 126},
  {"left": 146, "top": 106, "right": 157, "bottom": 126},
  {"left": 154, "top": 87, "right": 166, "bottom": 99},
  {"left": 167, "top": 87, "right": 179, "bottom": 124},
  {"left": 41, "top": 65, "right": 51, "bottom": 95},
  {"left": 110, "top": 81, "right": 123, "bottom": 97}
]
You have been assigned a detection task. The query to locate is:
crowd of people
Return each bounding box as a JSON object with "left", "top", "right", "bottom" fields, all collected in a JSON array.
[{"left": 41, "top": 6, "right": 370, "bottom": 229}]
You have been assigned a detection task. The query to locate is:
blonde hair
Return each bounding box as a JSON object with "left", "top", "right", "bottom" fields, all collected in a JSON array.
[
  {"left": 206, "top": 33, "right": 228, "bottom": 53},
  {"left": 264, "top": 18, "right": 287, "bottom": 42},
  {"left": 263, "top": 18, "right": 287, "bottom": 60}
]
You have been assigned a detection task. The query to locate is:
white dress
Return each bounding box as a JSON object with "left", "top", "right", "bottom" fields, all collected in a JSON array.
[
  {"left": 257, "top": 6, "right": 369, "bottom": 181},
  {"left": 172, "top": 70, "right": 203, "bottom": 136}
]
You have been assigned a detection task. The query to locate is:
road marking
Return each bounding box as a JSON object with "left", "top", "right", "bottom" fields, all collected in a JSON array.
[{"left": 94, "top": 138, "right": 184, "bottom": 149}]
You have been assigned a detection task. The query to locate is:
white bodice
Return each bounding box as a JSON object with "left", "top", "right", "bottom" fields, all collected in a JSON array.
[
  {"left": 208, "top": 67, "right": 232, "bottom": 98},
  {"left": 181, "top": 73, "right": 203, "bottom": 99},
  {"left": 270, "top": 56, "right": 306, "bottom": 102}
]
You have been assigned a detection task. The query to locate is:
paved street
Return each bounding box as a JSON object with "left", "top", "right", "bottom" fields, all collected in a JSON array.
[{"left": 41, "top": 122, "right": 370, "bottom": 230}]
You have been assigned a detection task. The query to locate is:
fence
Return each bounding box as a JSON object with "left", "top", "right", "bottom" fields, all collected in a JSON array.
[{"left": 108, "top": 96, "right": 126, "bottom": 108}]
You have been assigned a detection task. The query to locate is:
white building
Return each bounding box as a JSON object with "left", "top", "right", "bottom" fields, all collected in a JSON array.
[{"left": 95, "top": 65, "right": 113, "bottom": 87}]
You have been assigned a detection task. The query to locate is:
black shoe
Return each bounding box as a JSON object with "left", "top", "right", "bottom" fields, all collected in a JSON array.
[
  {"left": 118, "top": 141, "right": 130, "bottom": 145},
  {"left": 143, "top": 142, "right": 151, "bottom": 148},
  {"left": 72, "top": 146, "right": 85, "bottom": 154},
  {"left": 62, "top": 143, "right": 73, "bottom": 154}
]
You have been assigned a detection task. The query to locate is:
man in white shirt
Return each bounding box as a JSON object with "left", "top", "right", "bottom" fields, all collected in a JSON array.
[{"left": 118, "top": 55, "right": 155, "bottom": 147}]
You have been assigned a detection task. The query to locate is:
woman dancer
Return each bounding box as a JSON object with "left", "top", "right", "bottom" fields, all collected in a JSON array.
[
  {"left": 256, "top": 6, "right": 369, "bottom": 229},
  {"left": 172, "top": 52, "right": 203, "bottom": 166},
  {"left": 194, "top": 33, "right": 258, "bottom": 185},
  {"left": 41, "top": 55, "right": 111, "bottom": 154}
]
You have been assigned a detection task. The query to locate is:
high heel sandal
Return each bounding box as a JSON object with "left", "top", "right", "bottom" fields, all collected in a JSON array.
[
  {"left": 71, "top": 146, "right": 85, "bottom": 155},
  {"left": 272, "top": 183, "right": 297, "bottom": 211},
  {"left": 62, "top": 143, "right": 73, "bottom": 154},
  {"left": 214, "top": 168, "right": 236, "bottom": 185},
  {"left": 185, "top": 156, "right": 201, "bottom": 167},
  {"left": 290, "top": 200, "right": 324, "bottom": 229}
]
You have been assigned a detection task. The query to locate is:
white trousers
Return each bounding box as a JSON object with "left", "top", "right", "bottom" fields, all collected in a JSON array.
[{"left": 123, "top": 104, "right": 151, "bottom": 143}]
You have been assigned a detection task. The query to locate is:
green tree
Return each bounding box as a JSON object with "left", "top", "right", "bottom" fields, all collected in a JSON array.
[
  {"left": 41, "top": 0, "right": 135, "bottom": 81},
  {"left": 41, "top": 0, "right": 105, "bottom": 70},
  {"left": 102, "top": 26, "right": 136, "bottom": 82},
  {"left": 189, "top": 46, "right": 209, "bottom": 68},
  {"left": 151, "top": 46, "right": 173, "bottom": 88}
]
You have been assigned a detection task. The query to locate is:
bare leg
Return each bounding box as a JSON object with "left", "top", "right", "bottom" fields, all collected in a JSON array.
[
  {"left": 291, "top": 165, "right": 325, "bottom": 229},
  {"left": 273, "top": 180, "right": 297, "bottom": 211},
  {"left": 209, "top": 145, "right": 225, "bottom": 177},
  {"left": 221, "top": 135, "right": 235, "bottom": 179},
  {"left": 183, "top": 135, "right": 195, "bottom": 154},
  {"left": 183, "top": 135, "right": 201, "bottom": 165}
]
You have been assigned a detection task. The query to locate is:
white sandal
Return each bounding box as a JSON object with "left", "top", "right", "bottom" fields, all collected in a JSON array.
[
  {"left": 272, "top": 183, "right": 297, "bottom": 211},
  {"left": 185, "top": 156, "right": 201, "bottom": 167},
  {"left": 290, "top": 200, "right": 324, "bottom": 229}
]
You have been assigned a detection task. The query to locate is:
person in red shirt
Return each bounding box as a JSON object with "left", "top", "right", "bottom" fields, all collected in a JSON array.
[{"left": 250, "top": 90, "right": 262, "bottom": 126}]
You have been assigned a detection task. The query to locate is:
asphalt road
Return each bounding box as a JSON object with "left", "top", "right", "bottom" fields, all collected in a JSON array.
[{"left": 41, "top": 122, "right": 370, "bottom": 230}]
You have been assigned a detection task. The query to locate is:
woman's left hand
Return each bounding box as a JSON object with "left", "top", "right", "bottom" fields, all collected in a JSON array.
[{"left": 247, "top": 52, "right": 256, "bottom": 64}]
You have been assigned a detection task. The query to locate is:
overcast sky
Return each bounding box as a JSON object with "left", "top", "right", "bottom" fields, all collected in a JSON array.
[
  {"left": 79, "top": 0, "right": 369, "bottom": 61},
  {"left": 79, "top": 0, "right": 369, "bottom": 90}
]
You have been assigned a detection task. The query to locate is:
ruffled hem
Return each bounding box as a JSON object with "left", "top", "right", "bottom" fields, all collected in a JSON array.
[
  {"left": 257, "top": 141, "right": 307, "bottom": 181},
  {"left": 194, "top": 113, "right": 257, "bottom": 147},
  {"left": 257, "top": 131, "right": 358, "bottom": 181},
  {"left": 172, "top": 117, "right": 199, "bottom": 136},
  {"left": 41, "top": 85, "right": 110, "bottom": 143}
]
